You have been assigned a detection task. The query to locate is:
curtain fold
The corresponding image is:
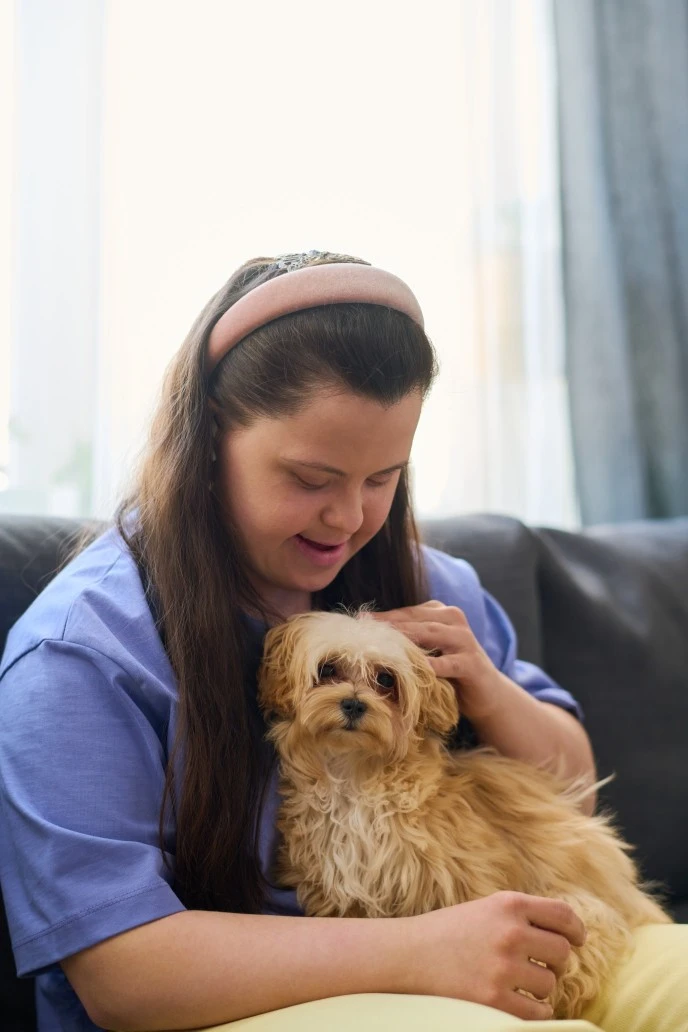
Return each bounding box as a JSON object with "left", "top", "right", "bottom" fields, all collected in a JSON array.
[{"left": 553, "top": 0, "right": 688, "bottom": 525}]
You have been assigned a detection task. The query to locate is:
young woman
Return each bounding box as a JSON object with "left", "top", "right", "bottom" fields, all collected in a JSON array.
[{"left": 0, "top": 251, "right": 684, "bottom": 1032}]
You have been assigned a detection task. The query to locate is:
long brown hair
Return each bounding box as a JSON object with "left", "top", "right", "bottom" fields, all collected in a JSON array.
[{"left": 102, "top": 252, "right": 438, "bottom": 913}]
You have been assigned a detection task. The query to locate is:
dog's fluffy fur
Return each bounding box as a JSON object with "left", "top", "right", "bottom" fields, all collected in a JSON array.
[{"left": 257, "top": 608, "right": 672, "bottom": 1019}]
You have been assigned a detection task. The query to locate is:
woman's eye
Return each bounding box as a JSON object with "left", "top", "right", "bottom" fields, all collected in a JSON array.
[
  {"left": 293, "top": 474, "right": 393, "bottom": 491},
  {"left": 376, "top": 670, "right": 396, "bottom": 691},
  {"left": 317, "top": 663, "right": 337, "bottom": 680},
  {"left": 296, "top": 477, "right": 329, "bottom": 491}
]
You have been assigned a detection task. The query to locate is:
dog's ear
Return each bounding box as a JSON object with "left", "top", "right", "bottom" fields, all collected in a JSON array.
[
  {"left": 257, "top": 616, "right": 310, "bottom": 720},
  {"left": 411, "top": 651, "right": 459, "bottom": 736}
]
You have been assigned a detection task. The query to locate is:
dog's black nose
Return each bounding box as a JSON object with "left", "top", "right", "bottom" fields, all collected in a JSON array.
[{"left": 340, "top": 697, "right": 367, "bottom": 722}]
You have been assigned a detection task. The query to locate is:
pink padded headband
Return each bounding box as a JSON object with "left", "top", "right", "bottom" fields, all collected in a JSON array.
[{"left": 206, "top": 262, "right": 425, "bottom": 375}]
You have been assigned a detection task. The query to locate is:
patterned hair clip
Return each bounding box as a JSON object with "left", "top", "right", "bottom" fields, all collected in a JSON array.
[{"left": 272, "top": 249, "right": 328, "bottom": 273}]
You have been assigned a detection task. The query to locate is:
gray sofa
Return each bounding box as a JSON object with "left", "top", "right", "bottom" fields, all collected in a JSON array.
[{"left": 1, "top": 512, "right": 687, "bottom": 1031}]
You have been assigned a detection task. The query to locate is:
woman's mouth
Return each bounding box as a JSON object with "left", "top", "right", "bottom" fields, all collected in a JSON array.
[{"left": 293, "top": 534, "right": 348, "bottom": 567}]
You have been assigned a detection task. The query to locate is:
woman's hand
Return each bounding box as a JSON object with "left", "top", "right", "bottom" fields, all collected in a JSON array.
[
  {"left": 399, "top": 891, "right": 586, "bottom": 1020},
  {"left": 369, "top": 600, "right": 505, "bottom": 722}
]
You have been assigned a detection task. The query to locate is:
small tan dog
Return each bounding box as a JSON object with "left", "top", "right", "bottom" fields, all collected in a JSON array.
[{"left": 257, "top": 608, "right": 673, "bottom": 1020}]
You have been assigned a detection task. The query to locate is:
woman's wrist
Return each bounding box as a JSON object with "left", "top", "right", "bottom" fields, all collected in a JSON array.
[
  {"left": 318, "top": 913, "right": 422, "bottom": 997},
  {"left": 372, "top": 914, "right": 423, "bottom": 995},
  {"left": 392, "top": 914, "right": 429, "bottom": 996}
]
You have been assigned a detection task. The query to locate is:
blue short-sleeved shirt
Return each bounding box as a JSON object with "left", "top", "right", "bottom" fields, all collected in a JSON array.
[{"left": 0, "top": 524, "right": 583, "bottom": 1031}]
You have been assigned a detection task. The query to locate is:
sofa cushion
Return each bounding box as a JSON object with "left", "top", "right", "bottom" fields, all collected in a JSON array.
[{"left": 534, "top": 518, "right": 688, "bottom": 906}]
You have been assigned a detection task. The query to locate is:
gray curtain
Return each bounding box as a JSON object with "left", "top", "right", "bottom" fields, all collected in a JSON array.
[{"left": 552, "top": 0, "right": 688, "bottom": 525}]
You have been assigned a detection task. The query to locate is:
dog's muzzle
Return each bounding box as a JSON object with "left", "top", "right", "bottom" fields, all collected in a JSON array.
[{"left": 340, "top": 696, "right": 367, "bottom": 728}]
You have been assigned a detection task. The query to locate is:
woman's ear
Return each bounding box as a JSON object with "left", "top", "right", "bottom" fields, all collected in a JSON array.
[{"left": 411, "top": 651, "right": 459, "bottom": 736}]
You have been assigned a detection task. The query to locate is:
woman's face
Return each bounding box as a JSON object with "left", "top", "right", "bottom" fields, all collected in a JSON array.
[{"left": 214, "top": 388, "right": 423, "bottom": 621}]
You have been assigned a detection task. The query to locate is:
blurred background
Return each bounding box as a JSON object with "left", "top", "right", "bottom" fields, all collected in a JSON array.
[{"left": 0, "top": 0, "right": 686, "bottom": 529}]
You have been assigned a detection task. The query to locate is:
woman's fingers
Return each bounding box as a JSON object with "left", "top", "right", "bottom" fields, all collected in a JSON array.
[
  {"left": 523, "top": 894, "right": 586, "bottom": 949},
  {"left": 514, "top": 957, "right": 557, "bottom": 1002},
  {"left": 371, "top": 602, "right": 468, "bottom": 627},
  {"left": 510, "top": 993, "right": 555, "bottom": 1020},
  {"left": 524, "top": 928, "right": 575, "bottom": 979},
  {"left": 382, "top": 620, "right": 467, "bottom": 652}
]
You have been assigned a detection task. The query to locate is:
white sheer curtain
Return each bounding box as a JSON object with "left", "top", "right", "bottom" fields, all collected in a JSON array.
[
  {"left": 0, "top": 0, "right": 14, "bottom": 498},
  {"left": 0, "top": 0, "right": 580, "bottom": 529}
]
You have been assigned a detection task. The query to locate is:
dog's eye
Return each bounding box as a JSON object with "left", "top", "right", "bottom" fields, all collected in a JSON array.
[
  {"left": 317, "top": 662, "right": 338, "bottom": 680},
  {"left": 376, "top": 670, "right": 396, "bottom": 692}
]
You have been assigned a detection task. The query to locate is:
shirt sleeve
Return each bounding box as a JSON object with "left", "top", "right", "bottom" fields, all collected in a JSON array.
[
  {"left": 480, "top": 588, "right": 584, "bottom": 723},
  {"left": 422, "top": 546, "right": 584, "bottom": 724},
  {"left": 0, "top": 638, "right": 186, "bottom": 978}
]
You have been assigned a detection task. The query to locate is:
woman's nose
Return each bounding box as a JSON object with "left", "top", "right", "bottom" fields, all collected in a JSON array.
[{"left": 320, "top": 494, "right": 364, "bottom": 535}]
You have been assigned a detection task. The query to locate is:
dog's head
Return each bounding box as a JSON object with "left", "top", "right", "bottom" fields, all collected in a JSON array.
[{"left": 257, "top": 609, "right": 459, "bottom": 767}]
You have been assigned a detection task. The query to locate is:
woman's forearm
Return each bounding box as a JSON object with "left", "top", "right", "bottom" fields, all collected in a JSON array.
[
  {"left": 63, "top": 908, "right": 415, "bottom": 1031},
  {"left": 469, "top": 672, "right": 598, "bottom": 816}
]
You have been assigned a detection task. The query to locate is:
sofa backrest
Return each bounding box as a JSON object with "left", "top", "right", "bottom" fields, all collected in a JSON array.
[{"left": 422, "top": 513, "right": 688, "bottom": 906}]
